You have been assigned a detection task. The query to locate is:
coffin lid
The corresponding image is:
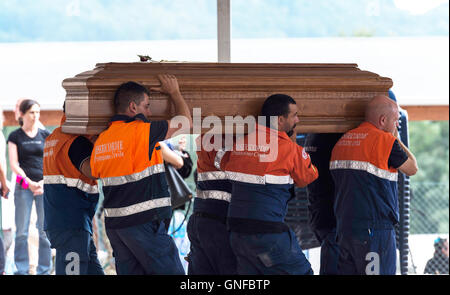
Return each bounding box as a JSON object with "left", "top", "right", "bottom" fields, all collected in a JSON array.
[{"left": 61, "top": 62, "right": 393, "bottom": 135}]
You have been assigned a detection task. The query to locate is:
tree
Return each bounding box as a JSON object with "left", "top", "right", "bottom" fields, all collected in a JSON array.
[{"left": 408, "top": 121, "right": 449, "bottom": 234}]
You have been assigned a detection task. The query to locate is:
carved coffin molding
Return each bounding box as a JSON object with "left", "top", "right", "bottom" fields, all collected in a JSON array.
[{"left": 61, "top": 62, "right": 392, "bottom": 135}]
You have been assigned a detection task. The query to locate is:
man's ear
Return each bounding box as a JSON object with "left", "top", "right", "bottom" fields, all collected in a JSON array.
[
  {"left": 277, "top": 115, "right": 284, "bottom": 127},
  {"left": 379, "top": 114, "right": 386, "bottom": 128},
  {"left": 128, "top": 101, "right": 137, "bottom": 115}
]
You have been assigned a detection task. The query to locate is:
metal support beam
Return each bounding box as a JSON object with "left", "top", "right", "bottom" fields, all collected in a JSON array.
[{"left": 217, "top": 0, "right": 231, "bottom": 62}]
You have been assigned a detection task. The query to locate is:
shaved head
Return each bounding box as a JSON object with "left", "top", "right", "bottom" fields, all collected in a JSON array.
[{"left": 365, "top": 95, "right": 399, "bottom": 133}]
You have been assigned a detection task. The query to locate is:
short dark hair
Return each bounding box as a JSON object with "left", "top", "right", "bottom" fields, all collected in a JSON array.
[
  {"left": 114, "top": 81, "right": 150, "bottom": 113},
  {"left": 260, "top": 94, "right": 296, "bottom": 128}
]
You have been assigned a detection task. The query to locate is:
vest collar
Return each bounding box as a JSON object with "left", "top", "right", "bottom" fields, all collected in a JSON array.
[
  {"left": 109, "top": 113, "right": 150, "bottom": 124},
  {"left": 360, "top": 121, "right": 378, "bottom": 130},
  {"left": 255, "top": 123, "right": 291, "bottom": 141}
]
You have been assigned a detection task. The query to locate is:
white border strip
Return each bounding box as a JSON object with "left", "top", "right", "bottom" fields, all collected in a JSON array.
[
  {"left": 196, "top": 189, "right": 231, "bottom": 202},
  {"left": 226, "top": 171, "right": 294, "bottom": 185},
  {"left": 102, "top": 164, "right": 165, "bottom": 187},
  {"left": 104, "top": 197, "right": 171, "bottom": 218},
  {"left": 44, "top": 175, "right": 99, "bottom": 194},
  {"left": 197, "top": 171, "right": 228, "bottom": 181}
]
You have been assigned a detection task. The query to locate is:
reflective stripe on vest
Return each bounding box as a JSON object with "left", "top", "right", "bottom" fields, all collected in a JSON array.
[
  {"left": 104, "top": 197, "right": 171, "bottom": 218},
  {"left": 330, "top": 160, "right": 398, "bottom": 182},
  {"left": 226, "top": 171, "right": 294, "bottom": 185},
  {"left": 44, "top": 175, "right": 99, "bottom": 194},
  {"left": 197, "top": 171, "right": 227, "bottom": 181},
  {"left": 43, "top": 127, "right": 98, "bottom": 194},
  {"left": 101, "top": 164, "right": 165, "bottom": 187},
  {"left": 196, "top": 189, "right": 232, "bottom": 202}
]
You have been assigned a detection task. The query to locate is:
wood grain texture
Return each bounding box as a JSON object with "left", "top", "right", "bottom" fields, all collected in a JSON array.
[{"left": 61, "top": 62, "right": 393, "bottom": 135}]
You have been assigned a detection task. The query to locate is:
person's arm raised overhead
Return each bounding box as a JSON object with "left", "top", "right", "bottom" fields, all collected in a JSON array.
[
  {"left": 393, "top": 128, "right": 418, "bottom": 177},
  {"left": 150, "top": 74, "right": 192, "bottom": 140}
]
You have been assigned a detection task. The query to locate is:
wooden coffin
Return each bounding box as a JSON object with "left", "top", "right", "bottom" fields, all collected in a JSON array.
[{"left": 61, "top": 62, "right": 393, "bottom": 135}]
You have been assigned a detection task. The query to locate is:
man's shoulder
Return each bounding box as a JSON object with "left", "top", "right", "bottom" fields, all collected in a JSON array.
[
  {"left": 279, "top": 136, "right": 299, "bottom": 150},
  {"left": 46, "top": 126, "right": 62, "bottom": 138},
  {"left": 276, "top": 137, "right": 303, "bottom": 160}
]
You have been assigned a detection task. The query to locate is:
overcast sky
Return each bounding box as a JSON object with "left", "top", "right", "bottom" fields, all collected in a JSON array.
[{"left": 0, "top": 0, "right": 448, "bottom": 42}]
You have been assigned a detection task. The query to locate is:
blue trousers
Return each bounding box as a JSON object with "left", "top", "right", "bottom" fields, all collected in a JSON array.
[
  {"left": 14, "top": 184, "right": 51, "bottom": 275},
  {"left": 46, "top": 229, "right": 104, "bottom": 275},
  {"left": 336, "top": 228, "right": 396, "bottom": 275},
  {"left": 106, "top": 220, "right": 185, "bottom": 275},
  {"left": 230, "top": 229, "right": 313, "bottom": 275},
  {"left": 186, "top": 214, "right": 237, "bottom": 275},
  {"left": 314, "top": 228, "right": 340, "bottom": 275}
]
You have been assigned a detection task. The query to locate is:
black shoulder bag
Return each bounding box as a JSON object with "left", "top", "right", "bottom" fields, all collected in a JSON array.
[{"left": 164, "top": 163, "right": 193, "bottom": 209}]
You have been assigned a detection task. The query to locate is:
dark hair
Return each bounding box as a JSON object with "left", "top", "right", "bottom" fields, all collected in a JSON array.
[
  {"left": 18, "top": 99, "right": 40, "bottom": 126},
  {"left": 260, "top": 94, "right": 296, "bottom": 128},
  {"left": 114, "top": 81, "right": 150, "bottom": 113}
]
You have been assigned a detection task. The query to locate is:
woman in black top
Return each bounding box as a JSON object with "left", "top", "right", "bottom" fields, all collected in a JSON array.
[{"left": 7, "top": 99, "right": 52, "bottom": 275}]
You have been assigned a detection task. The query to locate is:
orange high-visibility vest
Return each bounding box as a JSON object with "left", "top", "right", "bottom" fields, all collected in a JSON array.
[
  {"left": 91, "top": 116, "right": 170, "bottom": 229},
  {"left": 43, "top": 127, "right": 99, "bottom": 233},
  {"left": 330, "top": 122, "right": 399, "bottom": 233},
  {"left": 220, "top": 124, "right": 318, "bottom": 228}
]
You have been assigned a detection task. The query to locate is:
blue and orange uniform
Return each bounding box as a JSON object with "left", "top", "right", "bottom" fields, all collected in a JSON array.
[
  {"left": 330, "top": 122, "right": 408, "bottom": 275},
  {"left": 305, "top": 133, "right": 342, "bottom": 275},
  {"left": 220, "top": 124, "right": 318, "bottom": 275},
  {"left": 43, "top": 118, "right": 104, "bottom": 275},
  {"left": 90, "top": 114, "right": 184, "bottom": 275},
  {"left": 186, "top": 136, "right": 236, "bottom": 274}
]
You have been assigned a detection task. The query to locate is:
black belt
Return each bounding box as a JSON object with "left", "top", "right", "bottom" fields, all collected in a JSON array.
[{"left": 193, "top": 212, "right": 227, "bottom": 225}]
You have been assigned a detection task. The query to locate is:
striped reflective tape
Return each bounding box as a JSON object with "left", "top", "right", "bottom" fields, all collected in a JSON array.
[
  {"left": 101, "top": 164, "right": 165, "bottom": 187},
  {"left": 104, "top": 197, "right": 171, "bottom": 218},
  {"left": 226, "top": 171, "right": 294, "bottom": 185},
  {"left": 196, "top": 189, "right": 231, "bottom": 202},
  {"left": 330, "top": 160, "right": 398, "bottom": 182},
  {"left": 197, "top": 171, "right": 228, "bottom": 181},
  {"left": 44, "top": 175, "right": 99, "bottom": 194}
]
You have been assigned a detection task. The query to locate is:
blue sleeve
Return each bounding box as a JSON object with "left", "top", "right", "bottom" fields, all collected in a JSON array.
[
  {"left": 68, "top": 136, "right": 94, "bottom": 171},
  {"left": 388, "top": 139, "right": 408, "bottom": 169},
  {"left": 149, "top": 120, "right": 169, "bottom": 159}
]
